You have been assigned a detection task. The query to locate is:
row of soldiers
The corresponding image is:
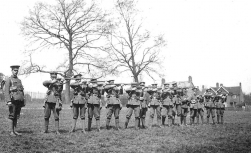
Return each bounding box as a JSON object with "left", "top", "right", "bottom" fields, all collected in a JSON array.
[
  {"left": 4, "top": 65, "right": 227, "bottom": 136},
  {"left": 42, "top": 72, "right": 227, "bottom": 134}
]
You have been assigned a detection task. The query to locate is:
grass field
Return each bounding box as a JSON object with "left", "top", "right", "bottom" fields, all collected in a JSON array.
[{"left": 0, "top": 103, "right": 251, "bottom": 153}]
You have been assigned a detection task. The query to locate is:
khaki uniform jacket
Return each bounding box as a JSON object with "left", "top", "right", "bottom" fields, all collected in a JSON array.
[
  {"left": 161, "top": 89, "right": 174, "bottom": 106},
  {"left": 87, "top": 86, "right": 104, "bottom": 105},
  {"left": 105, "top": 85, "right": 123, "bottom": 105},
  {"left": 43, "top": 80, "right": 63, "bottom": 103},
  {"left": 147, "top": 89, "right": 161, "bottom": 106},
  {"left": 181, "top": 95, "right": 190, "bottom": 108},
  {"left": 126, "top": 88, "right": 143, "bottom": 106},
  {"left": 4, "top": 75, "right": 24, "bottom": 103},
  {"left": 70, "top": 82, "right": 88, "bottom": 104}
]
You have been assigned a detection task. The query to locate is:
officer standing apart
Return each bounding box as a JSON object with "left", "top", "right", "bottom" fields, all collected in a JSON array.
[
  {"left": 69, "top": 74, "right": 88, "bottom": 133},
  {"left": 43, "top": 72, "right": 63, "bottom": 134},
  {"left": 104, "top": 80, "right": 123, "bottom": 130},
  {"left": 148, "top": 84, "right": 162, "bottom": 128},
  {"left": 124, "top": 83, "right": 143, "bottom": 130},
  {"left": 87, "top": 79, "right": 104, "bottom": 132},
  {"left": 5, "top": 65, "right": 25, "bottom": 136},
  {"left": 161, "top": 83, "right": 174, "bottom": 126}
]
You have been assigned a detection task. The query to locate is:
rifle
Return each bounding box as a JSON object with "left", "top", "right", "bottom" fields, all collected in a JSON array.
[
  {"left": 64, "top": 77, "right": 93, "bottom": 80},
  {"left": 105, "top": 83, "right": 139, "bottom": 86}
]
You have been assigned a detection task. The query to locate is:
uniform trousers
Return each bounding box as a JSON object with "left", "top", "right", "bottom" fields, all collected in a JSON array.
[
  {"left": 161, "top": 105, "right": 173, "bottom": 119},
  {"left": 44, "top": 102, "right": 59, "bottom": 120},
  {"left": 107, "top": 104, "right": 120, "bottom": 119},
  {"left": 72, "top": 103, "right": 86, "bottom": 120},
  {"left": 149, "top": 105, "right": 161, "bottom": 119},
  {"left": 87, "top": 104, "right": 100, "bottom": 120},
  {"left": 126, "top": 105, "right": 140, "bottom": 119},
  {"left": 9, "top": 100, "right": 22, "bottom": 120}
]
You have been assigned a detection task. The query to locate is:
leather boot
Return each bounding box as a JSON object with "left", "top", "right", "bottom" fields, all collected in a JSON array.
[
  {"left": 81, "top": 119, "right": 86, "bottom": 133},
  {"left": 172, "top": 116, "right": 175, "bottom": 125},
  {"left": 221, "top": 116, "right": 224, "bottom": 124},
  {"left": 162, "top": 117, "right": 166, "bottom": 126},
  {"left": 180, "top": 116, "right": 183, "bottom": 125},
  {"left": 55, "top": 120, "right": 60, "bottom": 135},
  {"left": 135, "top": 118, "right": 139, "bottom": 130},
  {"left": 9, "top": 119, "right": 16, "bottom": 137},
  {"left": 217, "top": 115, "right": 220, "bottom": 124},
  {"left": 141, "top": 118, "right": 146, "bottom": 129},
  {"left": 183, "top": 117, "right": 187, "bottom": 126},
  {"left": 138, "top": 118, "right": 141, "bottom": 128},
  {"left": 196, "top": 117, "right": 199, "bottom": 125},
  {"left": 106, "top": 119, "right": 111, "bottom": 130},
  {"left": 212, "top": 117, "right": 216, "bottom": 125},
  {"left": 87, "top": 118, "right": 92, "bottom": 131},
  {"left": 115, "top": 119, "right": 120, "bottom": 130},
  {"left": 69, "top": 119, "right": 77, "bottom": 133},
  {"left": 13, "top": 119, "right": 21, "bottom": 136},
  {"left": 149, "top": 117, "right": 153, "bottom": 129},
  {"left": 168, "top": 118, "right": 172, "bottom": 127},
  {"left": 190, "top": 118, "right": 193, "bottom": 125},
  {"left": 157, "top": 118, "right": 162, "bottom": 128},
  {"left": 201, "top": 116, "right": 204, "bottom": 124},
  {"left": 96, "top": 120, "right": 100, "bottom": 132},
  {"left": 44, "top": 119, "right": 49, "bottom": 133},
  {"left": 124, "top": 118, "right": 129, "bottom": 129}
]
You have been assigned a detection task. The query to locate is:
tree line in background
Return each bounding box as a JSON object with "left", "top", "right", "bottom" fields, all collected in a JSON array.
[
  {"left": 19, "top": 0, "right": 166, "bottom": 104},
  {"left": 244, "top": 93, "right": 251, "bottom": 105}
]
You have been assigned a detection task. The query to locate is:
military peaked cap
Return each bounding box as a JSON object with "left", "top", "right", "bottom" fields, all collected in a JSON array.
[
  {"left": 50, "top": 71, "right": 58, "bottom": 75},
  {"left": 107, "top": 80, "right": 115, "bottom": 83},
  {"left": 90, "top": 78, "right": 97, "bottom": 82},
  {"left": 10, "top": 65, "right": 20, "bottom": 70},
  {"left": 131, "top": 82, "right": 138, "bottom": 87},
  {"left": 74, "top": 74, "right": 82, "bottom": 78},
  {"left": 140, "top": 82, "right": 145, "bottom": 86}
]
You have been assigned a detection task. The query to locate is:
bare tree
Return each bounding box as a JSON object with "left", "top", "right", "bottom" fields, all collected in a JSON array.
[
  {"left": 21, "top": 0, "right": 112, "bottom": 103},
  {"left": 106, "top": 0, "right": 166, "bottom": 82}
]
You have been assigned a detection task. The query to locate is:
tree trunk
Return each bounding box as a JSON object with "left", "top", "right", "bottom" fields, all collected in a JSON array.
[
  {"left": 65, "top": 39, "right": 73, "bottom": 103},
  {"left": 64, "top": 81, "right": 70, "bottom": 103},
  {"left": 133, "top": 74, "right": 139, "bottom": 83}
]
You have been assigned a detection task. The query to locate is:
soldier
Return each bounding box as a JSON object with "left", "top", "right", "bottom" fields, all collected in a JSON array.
[
  {"left": 139, "top": 82, "right": 149, "bottom": 129},
  {"left": 87, "top": 79, "right": 104, "bottom": 131},
  {"left": 204, "top": 89, "right": 216, "bottom": 124},
  {"left": 4, "top": 65, "right": 25, "bottom": 136},
  {"left": 148, "top": 84, "right": 162, "bottom": 128},
  {"left": 215, "top": 90, "right": 227, "bottom": 124},
  {"left": 180, "top": 88, "right": 190, "bottom": 126},
  {"left": 172, "top": 82, "right": 181, "bottom": 125},
  {"left": 189, "top": 87, "right": 198, "bottom": 125},
  {"left": 124, "top": 83, "right": 143, "bottom": 130},
  {"left": 104, "top": 80, "right": 123, "bottom": 130},
  {"left": 43, "top": 72, "right": 63, "bottom": 134},
  {"left": 69, "top": 74, "right": 88, "bottom": 133},
  {"left": 161, "top": 83, "right": 174, "bottom": 126},
  {"left": 195, "top": 94, "right": 205, "bottom": 124}
]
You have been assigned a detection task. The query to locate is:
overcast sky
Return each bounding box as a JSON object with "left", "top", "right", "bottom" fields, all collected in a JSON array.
[{"left": 0, "top": 0, "right": 250, "bottom": 93}]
